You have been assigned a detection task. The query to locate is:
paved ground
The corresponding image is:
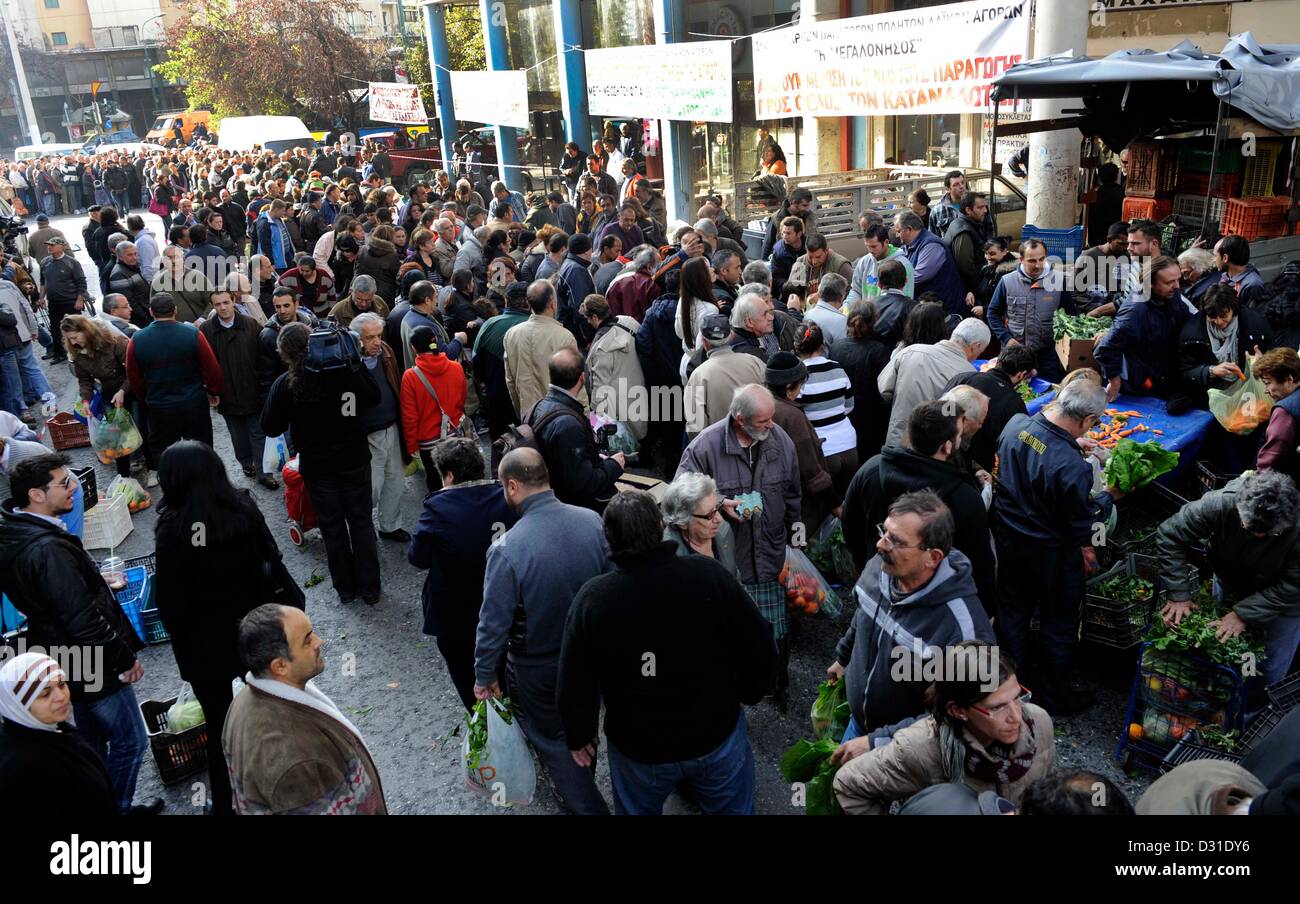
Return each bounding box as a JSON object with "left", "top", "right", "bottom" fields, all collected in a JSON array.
[{"left": 29, "top": 209, "right": 1151, "bottom": 814}]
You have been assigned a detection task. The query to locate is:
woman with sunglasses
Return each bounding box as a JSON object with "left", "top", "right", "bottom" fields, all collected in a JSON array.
[
  {"left": 660, "top": 471, "right": 738, "bottom": 580},
  {"left": 833, "top": 640, "right": 1055, "bottom": 815}
]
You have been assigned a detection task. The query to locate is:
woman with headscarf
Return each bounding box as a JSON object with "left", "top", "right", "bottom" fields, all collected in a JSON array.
[{"left": 0, "top": 652, "right": 117, "bottom": 814}]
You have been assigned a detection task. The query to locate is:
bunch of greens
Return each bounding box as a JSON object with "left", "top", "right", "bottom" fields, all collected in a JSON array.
[
  {"left": 808, "top": 523, "right": 856, "bottom": 587},
  {"left": 465, "top": 697, "right": 515, "bottom": 772},
  {"left": 1053, "top": 309, "right": 1113, "bottom": 342},
  {"left": 810, "top": 680, "right": 851, "bottom": 742},
  {"left": 1195, "top": 725, "right": 1240, "bottom": 753},
  {"left": 1103, "top": 439, "right": 1180, "bottom": 492},
  {"left": 1016, "top": 381, "right": 1041, "bottom": 403},
  {"left": 1144, "top": 607, "right": 1266, "bottom": 669},
  {"left": 780, "top": 738, "right": 841, "bottom": 816},
  {"left": 1096, "top": 573, "right": 1154, "bottom": 603}
]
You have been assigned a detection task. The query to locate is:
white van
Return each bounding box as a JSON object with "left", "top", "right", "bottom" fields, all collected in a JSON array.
[
  {"left": 216, "top": 116, "right": 318, "bottom": 154},
  {"left": 15, "top": 142, "right": 82, "bottom": 162}
]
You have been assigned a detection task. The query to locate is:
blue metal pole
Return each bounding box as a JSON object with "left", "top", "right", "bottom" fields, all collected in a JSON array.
[
  {"left": 551, "top": 0, "right": 592, "bottom": 148},
  {"left": 479, "top": 0, "right": 523, "bottom": 191},
  {"left": 653, "top": 0, "right": 693, "bottom": 224},
  {"left": 423, "top": 2, "right": 459, "bottom": 166}
]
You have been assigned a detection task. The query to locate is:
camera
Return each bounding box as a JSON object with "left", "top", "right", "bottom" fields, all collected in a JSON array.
[{"left": 595, "top": 423, "right": 618, "bottom": 454}]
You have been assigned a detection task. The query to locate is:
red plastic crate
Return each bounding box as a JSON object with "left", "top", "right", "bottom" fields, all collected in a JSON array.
[
  {"left": 1122, "top": 196, "right": 1173, "bottom": 222},
  {"left": 46, "top": 412, "right": 90, "bottom": 450},
  {"left": 1126, "top": 140, "right": 1179, "bottom": 198},
  {"left": 1176, "top": 171, "right": 1242, "bottom": 200},
  {"left": 1222, "top": 196, "right": 1289, "bottom": 242}
]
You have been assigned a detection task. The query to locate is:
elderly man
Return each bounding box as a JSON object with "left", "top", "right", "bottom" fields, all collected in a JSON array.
[
  {"left": 1157, "top": 471, "right": 1300, "bottom": 689},
  {"left": 329, "top": 274, "right": 390, "bottom": 328},
  {"left": 37, "top": 236, "right": 87, "bottom": 364},
  {"left": 693, "top": 218, "right": 748, "bottom": 268},
  {"left": 678, "top": 384, "right": 800, "bottom": 707},
  {"left": 847, "top": 222, "right": 914, "bottom": 303},
  {"left": 100, "top": 293, "right": 139, "bottom": 338},
  {"left": 430, "top": 217, "right": 460, "bottom": 283},
  {"left": 686, "top": 313, "right": 766, "bottom": 435},
  {"left": 878, "top": 317, "right": 990, "bottom": 447},
  {"left": 992, "top": 380, "right": 1125, "bottom": 714},
  {"left": 107, "top": 241, "right": 152, "bottom": 327},
  {"left": 351, "top": 312, "right": 407, "bottom": 543},
  {"left": 153, "top": 244, "right": 215, "bottom": 324},
  {"left": 598, "top": 202, "right": 646, "bottom": 257},
  {"left": 801, "top": 272, "right": 850, "bottom": 346},
  {"left": 894, "top": 210, "right": 965, "bottom": 317},
  {"left": 505, "top": 280, "right": 583, "bottom": 419},
  {"left": 729, "top": 290, "right": 778, "bottom": 362},
  {"left": 605, "top": 247, "right": 660, "bottom": 322}
]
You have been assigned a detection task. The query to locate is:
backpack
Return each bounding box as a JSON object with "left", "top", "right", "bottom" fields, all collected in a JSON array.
[
  {"left": 304, "top": 320, "right": 361, "bottom": 374},
  {"left": 412, "top": 368, "right": 474, "bottom": 440},
  {"left": 491, "top": 401, "right": 586, "bottom": 461}
]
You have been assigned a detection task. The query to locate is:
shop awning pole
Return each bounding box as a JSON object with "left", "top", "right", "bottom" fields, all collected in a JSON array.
[{"left": 1204, "top": 97, "right": 1227, "bottom": 231}]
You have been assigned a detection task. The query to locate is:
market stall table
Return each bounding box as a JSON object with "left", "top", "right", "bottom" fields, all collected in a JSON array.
[
  {"left": 1101, "top": 394, "right": 1215, "bottom": 460},
  {"left": 974, "top": 360, "right": 1058, "bottom": 415}
]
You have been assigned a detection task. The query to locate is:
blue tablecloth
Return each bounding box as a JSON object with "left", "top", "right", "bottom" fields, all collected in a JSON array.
[
  {"left": 1103, "top": 394, "right": 1215, "bottom": 458},
  {"left": 972, "top": 360, "right": 1057, "bottom": 415}
]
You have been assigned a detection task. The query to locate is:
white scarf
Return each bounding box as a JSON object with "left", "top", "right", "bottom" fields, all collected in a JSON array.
[
  {"left": 244, "top": 673, "right": 372, "bottom": 759},
  {"left": 0, "top": 653, "right": 68, "bottom": 732},
  {"left": 1207, "top": 314, "right": 1240, "bottom": 365}
]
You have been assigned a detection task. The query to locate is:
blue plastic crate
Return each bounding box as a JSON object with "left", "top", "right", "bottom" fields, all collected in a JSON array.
[
  {"left": 1021, "top": 224, "right": 1085, "bottom": 263},
  {"left": 114, "top": 567, "right": 151, "bottom": 643},
  {"left": 116, "top": 554, "right": 169, "bottom": 645}
]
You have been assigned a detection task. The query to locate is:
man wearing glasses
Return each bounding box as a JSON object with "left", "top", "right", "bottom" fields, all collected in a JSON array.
[
  {"left": 0, "top": 453, "right": 163, "bottom": 815},
  {"left": 826, "top": 490, "right": 994, "bottom": 765}
]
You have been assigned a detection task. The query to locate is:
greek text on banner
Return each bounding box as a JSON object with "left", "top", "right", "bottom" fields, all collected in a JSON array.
[
  {"left": 753, "top": 0, "right": 1030, "bottom": 119},
  {"left": 586, "top": 41, "right": 733, "bottom": 123},
  {"left": 369, "top": 82, "right": 428, "bottom": 126},
  {"left": 450, "top": 70, "right": 531, "bottom": 130}
]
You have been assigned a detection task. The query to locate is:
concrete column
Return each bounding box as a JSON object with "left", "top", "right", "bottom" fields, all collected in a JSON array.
[
  {"left": 1025, "top": 0, "right": 1089, "bottom": 228},
  {"left": 551, "top": 0, "right": 592, "bottom": 147},
  {"left": 652, "top": 0, "right": 692, "bottom": 224},
  {"left": 2, "top": 8, "right": 41, "bottom": 145},
  {"left": 422, "top": 2, "right": 459, "bottom": 158},
  {"left": 478, "top": 0, "right": 523, "bottom": 190},
  {"left": 797, "top": 0, "right": 843, "bottom": 176}
]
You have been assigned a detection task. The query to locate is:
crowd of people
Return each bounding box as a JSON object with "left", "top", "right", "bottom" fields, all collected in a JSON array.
[{"left": 0, "top": 137, "right": 1298, "bottom": 818}]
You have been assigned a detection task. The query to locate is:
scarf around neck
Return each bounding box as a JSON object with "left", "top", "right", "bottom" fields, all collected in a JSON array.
[
  {"left": 1207, "top": 315, "right": 1240, "bottom": 364},
  {"left": 938, "top": 710, "right": 1038, "bottom": 787},
  {"left": 244, "top": 673, "right": 372, "bottom": 759}
]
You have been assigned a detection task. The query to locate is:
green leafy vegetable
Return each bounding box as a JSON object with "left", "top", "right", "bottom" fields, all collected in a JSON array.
[
  {"left": 1103, "top": 439, "right": 1180, "bottom": 492},
  {"left": 1195, "top": 725, "right": 1240, "bottom": 753},
  {"left": 808, "top": 525, "right": 855, "bottom": 587},
  {"left": 166, "top": 698, "right": 205, "bottom": 731},
  {"left": 1053, "top": 309, "right": 1113, "bottom": 342},
  {"left": 811, "top": 680, "right": 849, "bottom": 741},
  {"left": 779, "top": 738, "right": 841, "bottom": 816},
  {"left": 1096, "top": 574, "right": 1154, "bottom": 603},
  {"left": 1143, "top": 607, "right": 1266, "bottom": 668},
  {"left": 1016, "top": 381, "right": 1041, "bottom": 403},
  {"left": 465, "top": 697, "right": 515, "bottom": 772}
]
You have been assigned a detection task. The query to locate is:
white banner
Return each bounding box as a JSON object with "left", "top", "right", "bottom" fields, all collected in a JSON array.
[
  {"left": 450, "top": 70, "right": 531, "bottom": 129},
  {"left": 586, "top": 41, "right": 732, "bottom": 123},
  {"left": 368, "top": 82, "right": 428, "bottom": 125},
  {"left": 753, "top": 0, "right": 1031, "bottom": 120}
]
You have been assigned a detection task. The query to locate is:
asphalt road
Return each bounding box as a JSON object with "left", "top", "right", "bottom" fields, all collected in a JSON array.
[{"left": 29, "top": 209, "right": 1151, "bottom": 814}]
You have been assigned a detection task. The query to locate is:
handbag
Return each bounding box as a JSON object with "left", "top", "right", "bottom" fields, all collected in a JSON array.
[
  {"left": 414, "top": 368, "right": 474, "bottom": 440},
  {"left": 148, "top": 197, "right": 169, "bottom": 217}
]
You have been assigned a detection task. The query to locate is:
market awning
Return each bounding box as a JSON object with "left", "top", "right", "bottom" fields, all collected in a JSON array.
[{"left": 992, "top": 33, "right": 1300, "bottom": 145}]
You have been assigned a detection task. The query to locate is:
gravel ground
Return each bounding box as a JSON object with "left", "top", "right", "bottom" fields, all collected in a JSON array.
[{"left": 29, "top": 210, "right": 1151, "bottom": 814}]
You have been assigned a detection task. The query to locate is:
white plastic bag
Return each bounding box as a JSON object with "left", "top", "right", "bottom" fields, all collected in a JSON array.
[
  {"left": 263, "top": 435, "right": 289, "bottom": 474},
  {"left": 166, "top": 682, "right": 206, "bottom": 732},
  {"left": 106, "top": 475, "right": 151, "bottom": 513},
  {"left": 462, "top": 697, "right": 535, "bottom": 806}
]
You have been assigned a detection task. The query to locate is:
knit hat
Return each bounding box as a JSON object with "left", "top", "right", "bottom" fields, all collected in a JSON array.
[
  {"left": 336, "top": 235, "right": 360, "bottom": 253},
  {"left": 506, "top": 280, "right": 530, "bottom": 307},
  {"left": 35, "top": 213, "right": 49, "bottom": 225},
  {"left": 568, "top": 233, "right": 594, "bottom": 256},
  {"left": 699, "top": 312, "right": 732, "bottom": 342},
  {"left": 765, "top": 351, "right": 807, "bottom": 385}
]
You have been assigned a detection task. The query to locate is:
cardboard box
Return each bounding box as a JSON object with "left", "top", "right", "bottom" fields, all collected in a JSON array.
[
  {"left": 1057, "top": 333, "right": 1103, "bottom": 375},
  {"left": 615, "top": 473, "right": 667, "bottom": 502}
]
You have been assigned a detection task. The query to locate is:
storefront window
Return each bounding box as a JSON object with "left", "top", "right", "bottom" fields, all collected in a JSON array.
[
  {"left": 894, "top": 114, "right": 961, "bottom": 168},
  {"left": 587, "top": 0, "right": 654, "bottom": 49},
  {"left": 504, "top": 0, "right": 560, "bottom": 105}
]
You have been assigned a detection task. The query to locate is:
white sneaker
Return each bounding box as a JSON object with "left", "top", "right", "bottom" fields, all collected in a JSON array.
[{"left": 146, "top": 470, "right": 159, "bottom": 488}]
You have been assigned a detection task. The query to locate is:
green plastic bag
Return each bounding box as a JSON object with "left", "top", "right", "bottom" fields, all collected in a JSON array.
[
  {"left": 811, "top": 679, "right": 850, "bottom": 741},
  {"left": 1208, "top": 356, "right": 1273, "bottom": 435}
]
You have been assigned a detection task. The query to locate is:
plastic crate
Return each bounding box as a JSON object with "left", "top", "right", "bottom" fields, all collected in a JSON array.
[
  {"left": 113, "top": 566, "right": 150, "bottom": 643},
  {"left": 1019, "top": 224, "right": 1084, "bottom": 262},
  {"left": 82, "top": 494, "right": 132, "bottom": 550},
  {"left": 1195, "top": 461, "right": 1234, "bottom": 498},
  {"left": 140, "top": 697, "right": 208, "bottom": 784},
  {"left": 1177, "top": 141, "right": 1243, "bottom": 175},
  {"left": 1159, "top": 731, "right": 1244, "bottom": 774},
  {"left": 122, "top": 553, "right": 168, "bottom": 645},
  {"left": 1239, "top": 704, "right": 1284, "bottom": 753},
  {"left": 1240, "top": 139, "right": 1283, "bottom": 198},
  {"left": 1083, "top": 556, "right": 1159, "bottom": 649},
  {"left": 1266, "top": 672, "right": 1300, "bottom": 712},
  {"left": 1125, "top": 140, "right": 1179, "bottom": 198},
  {"left": 1176, "top": 171, "right": 1242, "bottom": 200},
  {"left": 1222, "top": 196, "right": 1289, "bottom": 242},
  {"left": 70, "top": 465, "right": 97, "bottom": 512},
  {"left": 1122, "top": 196, "right": 1172, "bottom": 223},
  {"left": 1172, "top": 193, "right": 1227, "bottom": 227},
  {"left": 1159, "top": 218, "right": 1204, "bottom": 256},
  {"left": 46, "top": 412, "right": 89, "bottom": 450}
]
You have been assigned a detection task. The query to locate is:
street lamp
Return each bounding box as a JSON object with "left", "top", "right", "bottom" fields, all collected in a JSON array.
[{"left": 142, "top": 13, "right": 164, "bottom": 115}]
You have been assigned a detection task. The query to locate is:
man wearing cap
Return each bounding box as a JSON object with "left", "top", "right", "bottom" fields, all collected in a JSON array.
[
  {"left": 37, "top": 236, "right": 87, "bottom": 364},
  {"left": 328, "top": 274, "right": 390, "bottom": 328},
  {"left": 300, "top": 192, "right": 328, "bottom": 247},
  {"left": 555, "top": 233, "right": 597, "bottom": 347},
  {"left": 26, "top": 214, "right": 65, "bottom": 264},
  {"left": 126, "top": 293, "right": 225, "bottom": 468},
  {"left": 685, "top": 313, "right": 766, "bottom": 436}
]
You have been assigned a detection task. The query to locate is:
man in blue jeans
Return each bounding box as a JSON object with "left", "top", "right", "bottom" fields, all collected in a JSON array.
[
  {"left": 557, "top": 489, "right": 776, "bottom": 814},
  {"left": 0, "top": 453, "right": 163, "bottom": 814},
  {"left": 0, "top": 273, "right": 54, "bottom": 421}
]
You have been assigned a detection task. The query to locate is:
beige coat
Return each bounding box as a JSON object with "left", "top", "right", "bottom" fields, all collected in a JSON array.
[
  {"left": 587, "top": 315, "right": 647, "bottom": 439},
  {"left": 504, "top": 312, "right": 580, "bottom": 417},
  {"left": 833, "top": 704, "right": 1056, "bottom": 815},
  {"left": 685, "top": 346, "right": 766, "bottom": 435},
  {"left": 878, "top": 339, "right": 974, "bottom": 447}
]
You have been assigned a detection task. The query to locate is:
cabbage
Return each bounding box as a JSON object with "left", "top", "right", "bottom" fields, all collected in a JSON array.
[{"left": 167, "top": 697, "right": 206, "bottom": 732}]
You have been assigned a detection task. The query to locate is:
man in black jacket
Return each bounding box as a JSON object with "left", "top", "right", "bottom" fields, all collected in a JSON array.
[
  {"left": 201, "top": 290, "right": 278, "bottom": 489},
  {"left": 944, "top": 343, "right": 1037, "bottom": 473},
  {"left": 0, "top": 454, "right": 162, "bottom": 815},
  {"left": 841, "top": 400, "right": 996, "bottom": 609},
  {"left": 82, "top": 206, "right": 104, "bottom": 270},
  {"left": 529, "top": 348, "right": 624, "bottom": 512},
  {"left": 299, "top": 192, "right": 327, "bottom": 248},
  {"left": 107, "top": 241, "right": 151, "bottom": 328},
  {"left": 256, "top": 287, "right": 317, "bottom": 400},
  {"left": 557, "top": 491, "right": 776, "bottom": 814}
]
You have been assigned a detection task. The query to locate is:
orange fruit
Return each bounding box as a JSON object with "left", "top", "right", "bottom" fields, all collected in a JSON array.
[{"left": 1128, "top": 723, "right": 1143, "bottom": 740}]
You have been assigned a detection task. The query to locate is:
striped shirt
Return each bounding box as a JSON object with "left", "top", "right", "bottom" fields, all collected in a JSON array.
[{"left": 797, "top": 355, "right": 856, "bottom": 457}]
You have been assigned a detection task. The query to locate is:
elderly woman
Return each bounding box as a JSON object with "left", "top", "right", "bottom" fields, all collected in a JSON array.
[
  {"left": 1169, "top": 283, "right": 1273, "bottom": 416},
  {"left": 1179, "top": 246, "right": 1220, "bottom": 305},
  {"left": 0, "top": 653, "right": 116, "bottom": 814},
  {"left": 833, "top": 641, "right": 1055, "bottom": 815},
  {"left": 223, "top": 270, "right": 267, "bottom": 327},
  {"left": 661, "top": 471, "right": 738, "bottom": 579}
]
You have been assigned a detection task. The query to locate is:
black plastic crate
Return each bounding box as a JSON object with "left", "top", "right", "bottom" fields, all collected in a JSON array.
[
  {"left": 140, "top": 697, "right": 208, "bottom": 784},
  {"left": 1195, "top": 461, "right": 1235, "bottom": 499},
  {"left": 1267, "top": 673, "right": 1300, "bottom": 713},
  {"left": 1159, "top": 731, "right": 1244, "bottom": 773},
  {"left": 71, "top": 466, "right": 97, "bottom": 512},
  {"left": 1239, "top": 705, "right": 1284, "bottom": 753},
  {"left": 1083, "top": 556, "right": 1158, "bottom": 649}
]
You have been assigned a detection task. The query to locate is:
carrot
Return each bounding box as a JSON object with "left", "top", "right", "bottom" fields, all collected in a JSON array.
[
  {"left": 1121, "top": 411, "right": 1143, "bottom": 417},
  {"left": 1118, "top": 428, "right": 1136, "bottom": 437},
  {"left": 1153, "top": 429, "right": 1164, "bottom": 435}
]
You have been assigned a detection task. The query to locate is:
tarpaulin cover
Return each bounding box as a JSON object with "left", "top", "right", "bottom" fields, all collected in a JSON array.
[{"left": 992, "top": 33, "right": 1300, "bottom": 144}]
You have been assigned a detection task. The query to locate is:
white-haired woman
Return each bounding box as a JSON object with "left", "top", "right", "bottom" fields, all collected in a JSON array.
[
  {"left": 661, "top": 471, "right": 738, "bottom": 579},
  {"left": 0, "top": 652, "right": 116, "bottom": 813},
  {"left": 223, "top": 271, "right": 267, "bottom": 327}
]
